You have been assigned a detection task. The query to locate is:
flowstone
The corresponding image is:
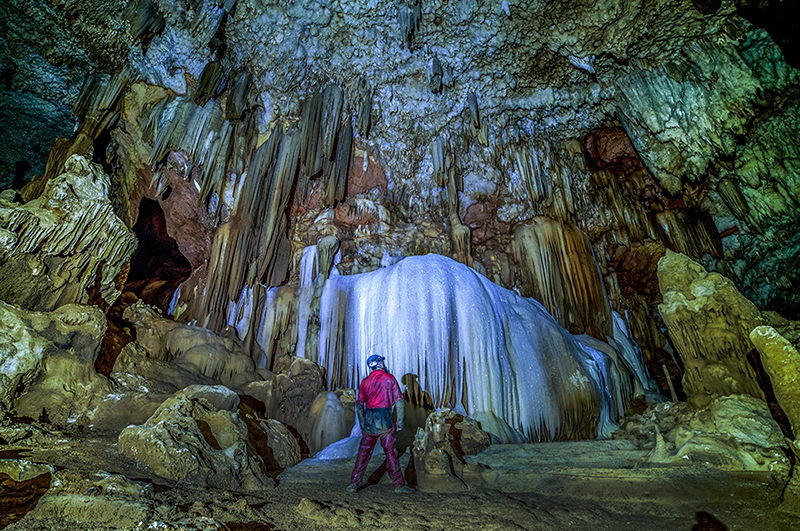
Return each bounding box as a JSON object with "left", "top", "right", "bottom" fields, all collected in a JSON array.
[{"left": 0, "top": 155, "right": 137, "bottom": 311}]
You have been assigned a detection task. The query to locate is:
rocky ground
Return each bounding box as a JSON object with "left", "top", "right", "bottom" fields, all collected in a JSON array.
[{"left": 1, "top": 420, "right": 796, "bottom": 531}]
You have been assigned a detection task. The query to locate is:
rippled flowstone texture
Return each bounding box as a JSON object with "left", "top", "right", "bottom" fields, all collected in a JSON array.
[{"left": 0, "top": 155, "right": 136, "bottom": 311}]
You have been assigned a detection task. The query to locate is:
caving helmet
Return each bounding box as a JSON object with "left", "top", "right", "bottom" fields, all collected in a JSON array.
[{"left": 366, "top": 354, "right": 385, "bottom": 370}]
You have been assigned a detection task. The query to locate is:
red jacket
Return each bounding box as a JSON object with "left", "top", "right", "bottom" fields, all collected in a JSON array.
[{"left": 357, "top": 369, "right": 403, "bottom": 409}]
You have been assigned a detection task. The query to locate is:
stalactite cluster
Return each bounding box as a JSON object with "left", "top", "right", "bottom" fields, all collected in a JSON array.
[{"left": 511, "top": 217, "right": 612, "bottom": 341}]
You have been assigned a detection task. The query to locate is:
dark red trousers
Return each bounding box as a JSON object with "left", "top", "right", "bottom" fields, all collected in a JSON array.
[{"left": 349, "top": 427, "right": 404, "bottom": 487}]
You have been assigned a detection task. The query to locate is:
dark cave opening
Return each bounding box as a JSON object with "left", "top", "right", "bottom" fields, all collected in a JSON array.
[
  {"left": 737, "top": 0, "right": 800, "bottom": 69},
  {"left": 94, "top": 197, "right": 192, "bottom": 375},
  {"left": 126, "top": 197, "right": 192, "bottom": 312}
]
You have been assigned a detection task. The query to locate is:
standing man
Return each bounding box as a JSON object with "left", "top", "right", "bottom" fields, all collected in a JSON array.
[{"left": 347, "top": 354, "right": 415, "bottom": 493}]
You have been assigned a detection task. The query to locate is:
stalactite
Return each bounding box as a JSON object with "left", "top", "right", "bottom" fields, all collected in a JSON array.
[
  {"left": 181, "top": 100, "right": 223, "bottom": 166},
  {"left": 447, "top": 172, "right": 472, "bottom": 267},
  {"left": 149, "top": 99, "right": 195, "bottom": 166},
  {"left": 320, "top": 84, "right": 343, "bottom": 161},
  {"left": 142, "top": 96, "right": 171, "bottom": 144},
  {"left": 357, "top": 90, "right": 372, "bottom": 138},
  {"left": 226, "top": 71, "right": 256, "bottom": 120},
  {"left": 229, "top": 113, "right": 259, "bottom": 182},
  {"left": 467, "top": 92, "right": 480, "bottom": 129},
  {"left": 198, "top": 120, "right": 232, "bottom": 206},
  {"left": 302, "top": 237, "right": 341, "bottom": 363},
  {"left": 124, "top": 0, "right": 165, "bottom": 41},
  {"left": 299, "top": 92, "right": 324, "bottom": 194},
  {"left": 323, "top": 121, "right": 352, "bottom": 206},
  {"left": 511, "top": 217, "right": 613, "bottom": 341},
  {"left": 717, "top": 178, "right": 749, "bottom": 221},
  {"left": 431, "top": 137, "right": 448, "bottom": 187},
  {"left": 430, "top": 57, "right": 443, "bottom": 93},
  {"left": 190, "top": 124, "right": 301, "bottom": 333},
  {"left": 195, "top": 61, "right": 227, "bottom": 106},
  {"left": 253, "top": 285, "right": 299, "bottom": 370},
  {"left": 398, "top": 0, "right": 422, "bottom": 47},
  {"left": 653, "top": 209, "right": 724, "bottom": 259},
  {"left": 317, "top": 254, "right": 633, "bottom": 442}
]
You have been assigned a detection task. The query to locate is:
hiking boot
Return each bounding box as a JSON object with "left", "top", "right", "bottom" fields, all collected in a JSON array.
[
  {"left": 394, "top": 485, "right": 415, "bottom": 494},
  {"left": 346, "top": 483, "right": 358, "bottom": 493}
]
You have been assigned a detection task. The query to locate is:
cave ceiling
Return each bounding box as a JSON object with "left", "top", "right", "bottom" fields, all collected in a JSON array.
[{"left": 0, "top": 0, "right": 798, "bottom": 367}]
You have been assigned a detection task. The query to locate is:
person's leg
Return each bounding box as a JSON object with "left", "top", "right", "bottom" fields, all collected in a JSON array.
[
  {"left": 378, "top": 428, "right": 405, "bottom": 488},
  {"left": 349, "top": 433, "right": 379, "bottom": 486}
]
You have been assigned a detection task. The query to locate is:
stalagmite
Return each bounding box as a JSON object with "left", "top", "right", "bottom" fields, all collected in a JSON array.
[
  {"left": 657, "top": 250, "right": 764, "bottom": 407},
  {"left": 511, "top": 217, "right": 612, "bottom": 340},
  {"left": 749, "top": 326, "right": 800, "bottom": 436},
  {"left": 318, "top": 254, "right": 635, "bottom": 442},
  {"left": 750, "top": 326, "right": 800, "bottom": 511}
]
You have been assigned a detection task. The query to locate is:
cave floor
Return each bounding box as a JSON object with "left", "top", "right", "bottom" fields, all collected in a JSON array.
[{"left": 1, "top": 423, "right": 796, "bottom": 531}]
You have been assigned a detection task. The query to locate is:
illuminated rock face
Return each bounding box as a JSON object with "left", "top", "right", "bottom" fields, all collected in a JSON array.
[
  {"left": 0, "top": 155, "right": 137, "bottom": 311},
  {"left": 0, "top": 300, "right": 108, "bottom": 422}
]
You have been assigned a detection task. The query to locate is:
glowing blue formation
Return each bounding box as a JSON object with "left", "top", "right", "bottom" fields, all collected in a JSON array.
[{"left": 318, "top": 254, "right": 635, "bottom": 441}]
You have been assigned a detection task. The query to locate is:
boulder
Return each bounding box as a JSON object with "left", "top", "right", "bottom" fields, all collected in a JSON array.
[
  {"left": 242, "top": 356, "right": 328, "bottom": 451},
  {"left": 237, "top": 397, "right": 302, "bottom": 474},
  {"left": 121, "top": 300, "right": 262, "bottom": 390},
  {"left": 615, "top": 395, "right": 789, "bottom": 476},
  {"left": 1, "top": 301, "right": 111, "bottom": 425},
  {"left": 118, "top": 385, "right": 274, "bottom": 491},
  {"left": 412, "top": 409, "right": 490, "bottom": 492}
]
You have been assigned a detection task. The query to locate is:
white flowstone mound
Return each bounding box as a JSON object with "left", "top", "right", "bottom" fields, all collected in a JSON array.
[
  {"left": 318, "top": 254, "right": 640, "bottom": 442},
  {"left": 118, "top": 385, "right": 274, "bottom": 491}
]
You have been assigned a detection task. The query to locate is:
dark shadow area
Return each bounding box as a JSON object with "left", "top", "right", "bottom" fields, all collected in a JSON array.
[
  {"left": 0, "top": 471, "right": 52, "bottom": 529},
  {"left": 737, "top": 0, "right": 800, "bottom": 69},
  {"left": 11, "top": 160, "right": 31, "bottom": 191},
  {"left": 691, "top": 511, "right": 729, "bottom": 531},
  {"left": 125, "top": 197, "right": 192, "bottom": 312}
]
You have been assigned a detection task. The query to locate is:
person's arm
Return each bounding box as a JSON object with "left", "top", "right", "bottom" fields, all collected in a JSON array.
[
  {"left": 356, "top": 401, "right": 366, "bottom": 430},
  {"left": 395, "top": 399, "right": 405, "bottom": 431}
]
